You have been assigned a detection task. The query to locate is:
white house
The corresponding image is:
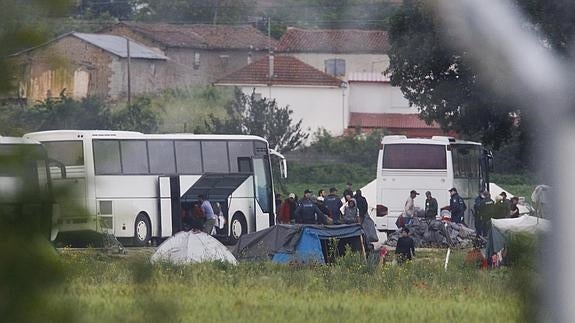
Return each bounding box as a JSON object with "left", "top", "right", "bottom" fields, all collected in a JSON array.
[
  {"left": 276, "top": 27, "right": 390, "bottom": 80},
  {"left": 215, "top": 55, "right": 348, "bottom": 141}
]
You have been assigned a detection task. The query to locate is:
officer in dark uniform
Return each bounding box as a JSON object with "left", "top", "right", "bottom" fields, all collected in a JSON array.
[{"left": 449, "top": 187, "right": 467, "bottom": 224}]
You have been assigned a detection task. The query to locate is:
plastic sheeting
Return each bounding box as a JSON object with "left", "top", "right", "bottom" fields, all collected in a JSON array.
[
  {"left": 385, "top": 217, "right": 477, "bottom": 249},
  {"left": 487, "top": 215, "right": 550, "bottom": 256},
  {"left": 151, "top": 231, "right": 237, "bottom": 265},
  {"left": 233, "top": 224, "right": 364, "bottom": 262}
]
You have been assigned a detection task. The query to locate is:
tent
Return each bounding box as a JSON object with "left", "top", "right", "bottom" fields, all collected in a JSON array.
[
  {"left": 151, "top": 230, "right": 237, "bottom": 265},
  {"left": 487, "top": 215, "right": 550, "bottom": 257},
  {"left": 232, "top": 224, "right": 365, "bottom": 264}
]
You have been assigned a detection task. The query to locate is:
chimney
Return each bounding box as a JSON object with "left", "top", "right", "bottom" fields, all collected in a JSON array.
[{"left": 268, "top": 52, "right": 274, "bottom": 80}]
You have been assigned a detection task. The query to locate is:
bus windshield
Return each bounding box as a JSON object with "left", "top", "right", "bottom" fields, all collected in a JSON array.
[{"left": 382, "top": 144, "right": 447, "bottom": 169}]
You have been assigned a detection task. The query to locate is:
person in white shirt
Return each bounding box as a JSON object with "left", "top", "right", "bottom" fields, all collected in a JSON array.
[
  {"left": 404, "top": 190, "right": 419, "bottom": 219},
  {"left": 199, "top": 194, "right": 216, "bottom": 235}
]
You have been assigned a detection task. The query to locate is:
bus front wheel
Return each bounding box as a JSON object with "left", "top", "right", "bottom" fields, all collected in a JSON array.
[
  {"left": 134, "top": 213, "right": 151, "bottom": 246},
  {"left": 229, "top": 213, "right": 247, "bottom": 244}
]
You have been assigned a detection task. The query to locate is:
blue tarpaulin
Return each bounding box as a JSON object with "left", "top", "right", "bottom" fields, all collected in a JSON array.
[{"left": 233, "top": 224, "right": 364, "bottom": 264}]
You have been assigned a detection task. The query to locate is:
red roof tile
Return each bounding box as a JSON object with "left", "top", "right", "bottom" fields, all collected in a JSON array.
[
  {"left": 277, "top": 27, "right": 390, "bottom": 53},
  {"left": 349, "top": 113, "right": 441, "bottom": 129},
  {"left": 216, "top": 56, "right": 344, "bottom": 87},
  {"left": 107, "top": 23, "right": 276, "bottom": 50}
]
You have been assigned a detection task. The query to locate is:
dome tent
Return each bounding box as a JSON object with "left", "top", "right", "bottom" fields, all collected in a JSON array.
[{"left": 151, "top": 231, "right": 237, "bottom": 265}]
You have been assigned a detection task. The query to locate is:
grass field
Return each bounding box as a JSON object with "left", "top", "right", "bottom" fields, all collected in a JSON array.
[{"left": 41, "top": 249, "right": 523, "bottom": 323}]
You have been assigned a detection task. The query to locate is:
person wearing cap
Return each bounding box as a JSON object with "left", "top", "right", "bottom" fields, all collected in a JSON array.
[
  {"left": 277, "top": 193, "right": 297, "bottom": 224},
  {"left": 343, "top": 182, "right": 354, "bottom": 200},
  {"left": 325, "top": 187, "right": 343, "bottom": 224},
  {"left": 294, "top": 189, "right": 326, "bottom": 224},
  {"left": 404, "top": 190, "right": 419, "bottom": 219},
  {"left": 449, "top": 187, "right": 467, "bottom": 224},
  {"left": 424, "top": 191, "right": 438, "bottom": 220}
]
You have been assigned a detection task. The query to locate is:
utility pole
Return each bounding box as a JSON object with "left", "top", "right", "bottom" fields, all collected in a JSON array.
[
  {"left": 126, "top": 37, "right": 132, "bottom": 106},
  {"left": 213, "top": 0, "right": 219, "bottom": 25}
]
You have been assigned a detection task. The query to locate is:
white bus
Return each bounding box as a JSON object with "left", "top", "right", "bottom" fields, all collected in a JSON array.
[
  {"left": 0, "top": 136, "right": 61, "bottom": 240},
  {"left": 374, "top": 135, "right": 491, "bottom": 232},
  {"left": 24, "top": 130, "right": 286, "bottom": 245}
]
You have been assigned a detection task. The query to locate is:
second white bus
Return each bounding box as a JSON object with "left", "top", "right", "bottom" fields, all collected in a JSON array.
[
  {"left": 24, "top": 130, "right": 286, "bottom": 245},
  {"left": 374, "top": 135, "right": 491, "bottom": 232}
]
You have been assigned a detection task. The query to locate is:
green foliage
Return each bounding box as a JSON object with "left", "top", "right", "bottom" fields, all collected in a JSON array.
[
  {"left": 77, "top": 0, "right": 135, "bottom": 19},
  {"left": 287, "top": 162, "right": 373, "bottom": 185},
  {"left": 53, "top": 249, "right": 524, "bottom": 322},
  {"left": 307, "top": 129, "right": 383, "bottom": 167},
  {"left": 387, "top": 1, "right": 517, "bottom": 149},
  {"left": 260, "top": 0, "right": 400, "bottom": 37},
  {"left": 12, "top": 96, "right": 112, "bottom": 132},
  {"left": 201, "top": 88, "right": 308, "bottom": 153},
  {"left": 388, "top": 0, "right": 575, "bottom": 151},
  {"left": 134, "top": 0, "right": 256, "bottom": 24},
  {"left": 149, "top": 86, "right": 232, "bottom": 133},
  {"left": 1, "top": 95, "right": 161, "bottom": 134},
  {"left": 112, "top": 97, "right": 160, "bottom": 133}
]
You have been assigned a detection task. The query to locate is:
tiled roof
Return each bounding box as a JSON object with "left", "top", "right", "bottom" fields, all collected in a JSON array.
[
  {"left": 108, "top": 22, "right": 276, "bottom": 50},
  {"left": 277, "top": 27, "right": 390, "bottom": 53},
  {"left": 73, "top": 33, "right": 167, "bottom": 59},
  {"left": 349, "top": 113, "right": 440, "bottom": 129},
  {"left": 216, "top": 56, "right": 344, "bottom": 87}
]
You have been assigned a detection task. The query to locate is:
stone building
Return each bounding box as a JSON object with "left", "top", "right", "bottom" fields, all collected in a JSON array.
[{"left": 10, "top": 32, "right": 172, "bottom": 102}]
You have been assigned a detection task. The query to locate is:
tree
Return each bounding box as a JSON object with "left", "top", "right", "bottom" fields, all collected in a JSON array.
[
  {"left": 202, "top": 88, "right": 308, "bottom": 153},
  {"left": 112, "top": 97, "right": 160, "bottom": 133},
  {"left": 77, "top": 0, "right": 135, "bottom": 19},
  {"left": 387, "top": 0, "right": 575, "bottom": 151},
  {"left": 134, "top": 0, "right": 256, "bottom": 24}
]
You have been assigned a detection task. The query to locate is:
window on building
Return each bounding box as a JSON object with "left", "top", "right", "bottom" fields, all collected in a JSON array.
[
  {"left": 325, "top": 58, "right": 346, "bottom": 77},
  {"left": 219, "top": 55, "right": 229, "bottom": 67}
]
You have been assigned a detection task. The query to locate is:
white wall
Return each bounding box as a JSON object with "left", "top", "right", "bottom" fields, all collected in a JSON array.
[
  {"left": 286, "top": 53, "right": 390, "bottom": 79},
  {"left": 237, "top": 85, "right": 348, "bottom": 143},
  {"left": 348, "top": 82, "right": 418, "bottom": 114}
]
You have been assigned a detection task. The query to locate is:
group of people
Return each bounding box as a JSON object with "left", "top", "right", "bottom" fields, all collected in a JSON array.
[
  {"left": 401, "top": 186, "right": 520, "bottom": 238},
  {"left": 473, "top": 190, "right": 520, "bottom": 237},
  {"left": 181, "top": 194, "right": 226, "bottom": 234},
  {"left": 400, "top": 187, "right": 467, "bottom": 226},
  {"left": 275, "top": 182, "right": 369, "bottom": 226}
]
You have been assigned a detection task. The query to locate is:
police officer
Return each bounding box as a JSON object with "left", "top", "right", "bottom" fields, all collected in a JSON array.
[
  {"left": 294, "top": 189, "right": 326, "bottom": 224},
  {"left": 449, "top": 187, "right": 467, "bottom": 224}
]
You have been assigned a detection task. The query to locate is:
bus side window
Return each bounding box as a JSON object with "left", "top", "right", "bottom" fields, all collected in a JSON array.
[{"left": 238, "top": 157, "right": 252, "bottom": 173}]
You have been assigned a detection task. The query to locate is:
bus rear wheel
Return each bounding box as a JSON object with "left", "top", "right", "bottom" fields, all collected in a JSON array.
[
  {"left": 134, "top": 213, "right": 151, "bottom": 246},
  {"left": 229, "top": 213, "right": 247, "bottom": 244}
]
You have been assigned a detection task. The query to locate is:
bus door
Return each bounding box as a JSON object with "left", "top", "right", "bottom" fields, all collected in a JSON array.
[
  {"left": 158, "top": 176, "right": 181, "bottom": 237},
  {"left": 43, "top": 141, "right": 89, "bottom": 230},
  {"left": 252, "top": 157, "right": 272, "bottom": 231}
]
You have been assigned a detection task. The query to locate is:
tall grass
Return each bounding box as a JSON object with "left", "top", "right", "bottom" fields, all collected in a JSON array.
[{"left": 56, "top": 250, "right": 520, "bottom": 322}]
